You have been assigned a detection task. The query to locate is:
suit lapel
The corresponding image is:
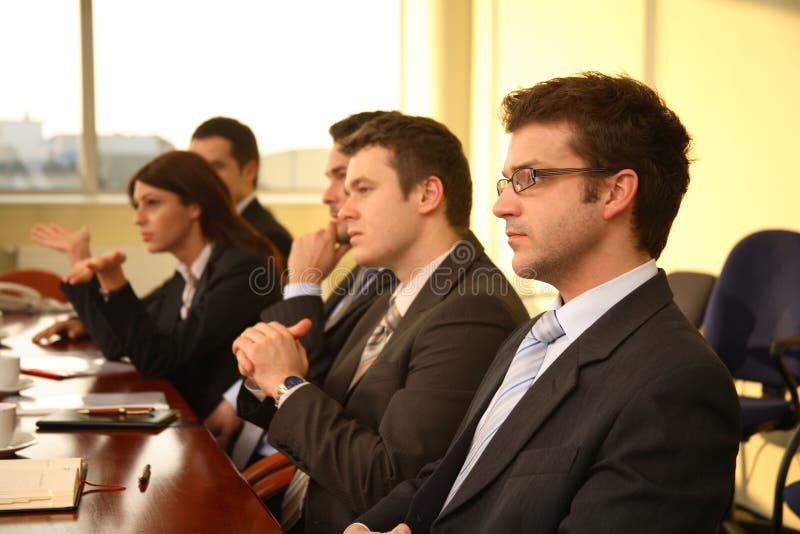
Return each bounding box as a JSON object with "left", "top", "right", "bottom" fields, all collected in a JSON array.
[
  {"left": 324, "top": 292, "right": 392, "bottom": 402},
  {"left": 438, "top": 271, "right": 675, "bottom": 518},
  {"left": 324, "top": 233, "right": 483, "bottom": 401},
  {"left": 188, "top": 245, "right": 223, "bottom": 308}
]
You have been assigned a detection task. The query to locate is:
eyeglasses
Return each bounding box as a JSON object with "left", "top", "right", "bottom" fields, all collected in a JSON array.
[{"left": 496, "top": 167, "right": 611, "bottom": 196}]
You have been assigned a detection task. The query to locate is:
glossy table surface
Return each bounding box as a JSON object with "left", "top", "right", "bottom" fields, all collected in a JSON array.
[{"left": 0, "top": 313, "right": 282, "bottom": 533}]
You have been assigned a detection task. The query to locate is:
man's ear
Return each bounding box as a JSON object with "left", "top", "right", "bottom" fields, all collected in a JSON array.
[
  {"left": 417, "top": 176, "right": 445, "bottom": 215},
  {"left": 602, "top": 169, "right": 637, "bottom": 220},
  {"left": 242, "top": 160, "right": 258, "bottom": 188}
]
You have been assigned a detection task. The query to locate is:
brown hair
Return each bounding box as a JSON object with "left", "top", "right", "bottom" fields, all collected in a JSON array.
[
  {"left": 328, "top": 111, "right": 393, "bottom": 143},
  {"left": 339, "top": 112, "right": 472, "bottom": 233},
  {"left": 191, "top": 116, "right": 261, "bottom": 187},
  {"left": 501, "top": 72, "right": 692, "bottom": 259},
  {"left": 127, "top": 150, "right": 282, "bottom": 269}
]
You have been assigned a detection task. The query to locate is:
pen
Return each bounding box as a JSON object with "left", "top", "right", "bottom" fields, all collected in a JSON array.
[
  {"left": 77, "top": 407, "right": 155, "bottom": 415},
  {"left": 138, "top": 464, "right": 151, "bottom": 490}
]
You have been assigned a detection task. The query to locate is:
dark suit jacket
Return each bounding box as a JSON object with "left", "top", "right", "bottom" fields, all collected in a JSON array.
[
  {"left": 241, "top": 197, "right": 293, "bottom": 261},
  {"left": 62, "top": 244, "right": 280, "bottom": 418},
  {"left": 358, "top": 271, "right": 741, "bottom": 534},
  {"left": 259, "top": 266, "right": 396, "bottom": 383},
  {"left": 238, "top": 233, "right": 529, "bottom": 534}
]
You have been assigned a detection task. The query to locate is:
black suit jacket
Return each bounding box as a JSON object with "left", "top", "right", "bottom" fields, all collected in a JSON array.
[
  {"left": 238, "top": 233, "right": 529, "bottom": 534},
  {"left": 241, "top": 197, "right": 293, "bottom": 261},
  {"left": 259, "top": 266, "right": 396, "bottom": 383},
  {"left": 62, "top": 244, "right": 280, "bottom": 418},
  {"left": 359, "top": 271, "right": 741, "bottom": 533}
]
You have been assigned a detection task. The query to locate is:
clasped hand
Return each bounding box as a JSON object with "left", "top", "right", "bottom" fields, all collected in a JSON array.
[{"left": 232, "top": 319, "right": 313, "bottom": 398}]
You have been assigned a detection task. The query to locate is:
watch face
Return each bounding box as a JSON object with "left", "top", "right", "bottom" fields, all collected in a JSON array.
[{"left": 284, "top": 376, "right": 304, "bottom": 389}]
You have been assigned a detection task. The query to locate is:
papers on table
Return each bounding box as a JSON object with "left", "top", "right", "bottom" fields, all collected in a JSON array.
[{"left": 20, "top": 353, "right": 134, "bottom": 380}]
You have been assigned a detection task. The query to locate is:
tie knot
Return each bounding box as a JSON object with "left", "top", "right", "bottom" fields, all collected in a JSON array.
[{"left": 530, "top": 310, "right": 565, "bottom": 344}]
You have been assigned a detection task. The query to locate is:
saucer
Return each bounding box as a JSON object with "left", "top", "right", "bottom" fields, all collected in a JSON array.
[
  {"left": 0, "top": 376, "right": 34, "bottom": 394},
  {"left": 0, "top": 431, "right": 37, "bottom": 457}
]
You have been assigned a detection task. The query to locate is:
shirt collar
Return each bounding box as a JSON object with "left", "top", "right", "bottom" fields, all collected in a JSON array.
[
  {"left": 176, "top": 243, "right": 214, "bottom": 285},
  {"left": 552, "top": 259, "right": 658, "bottom": 343},
  {"left": 391, "top": 244, "right": 456, "bottom": 316},
  {"left": 236, "top": 193, "right": 257, "bottom": 214}
]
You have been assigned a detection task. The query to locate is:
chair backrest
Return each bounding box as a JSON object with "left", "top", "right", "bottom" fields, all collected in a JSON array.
[
  {"left": 703, "top": 230, "right": 800, "bottom": 385},
  {"left": 0, "top": 268, "right": 67, "bottom": 302},
  {"left": 666, "top": 271, "right": 717, "bottom": 328},
  {"left": 241, "top": 451, "right": 295, "bottom": 501}
]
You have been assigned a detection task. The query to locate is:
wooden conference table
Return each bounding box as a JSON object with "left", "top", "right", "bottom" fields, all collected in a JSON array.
[{"left": 0, "top": 313, "right": 282, "bottom": 533}]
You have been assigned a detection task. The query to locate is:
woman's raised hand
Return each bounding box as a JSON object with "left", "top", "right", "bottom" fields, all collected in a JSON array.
[
  {"left": 63, "top": 250, "right": 128, "bottom": 292},
  {"left": 31, "top": 223, "right": 91, "bottom": 266}
]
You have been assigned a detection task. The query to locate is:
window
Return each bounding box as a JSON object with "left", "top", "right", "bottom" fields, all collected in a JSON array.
[
  {"left": 0, "top": 0, "right": 82, "bottom": 191},
  {"left": 1, "top": 0, "right": 401, "bottom": 192}
]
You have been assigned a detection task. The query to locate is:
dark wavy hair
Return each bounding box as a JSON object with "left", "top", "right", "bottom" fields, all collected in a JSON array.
[
  {"left": 501, "top": 72, "right": 692, "bottom": 259},
  {"left": 127, "top": 150, "right": 282, "bottom": 270}
]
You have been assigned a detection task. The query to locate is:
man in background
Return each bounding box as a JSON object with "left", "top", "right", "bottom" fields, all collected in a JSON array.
[{"left": 190, "top": 116, "right": 292, "bottom": 259}]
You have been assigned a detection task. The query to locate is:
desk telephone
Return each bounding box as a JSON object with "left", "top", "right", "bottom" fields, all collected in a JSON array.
[{"left": 0, "top": 282, "right": 72, "bottom": 313}]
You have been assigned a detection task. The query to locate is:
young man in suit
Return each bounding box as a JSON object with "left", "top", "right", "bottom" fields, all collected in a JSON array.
[
  {"left": 190, "top": 116, "right": 293, "bottom": 259},
  {"left": 206, "top": 111, "right": 395, "bottom": 462},
  {"left": 346, "top": 73, "right": 741, "bottom": 533},
  {"left": 232, "top": 113, "right": 529, "bottom": 533}
]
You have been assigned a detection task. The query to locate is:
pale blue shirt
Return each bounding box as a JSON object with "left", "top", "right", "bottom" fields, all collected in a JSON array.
[{"left": 536, "top": 259, "right": 657, "bottom": 383}]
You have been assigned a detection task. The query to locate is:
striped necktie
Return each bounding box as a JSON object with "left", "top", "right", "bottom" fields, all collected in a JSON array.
[
  {"left": 280, "top": 298, "right": 402, "bottom": 530},
  {"left": 348, "top": 297, "right": 402, "bottom": 391},
  {"left": 442, "top": 310, "right": 565, "bottom": 509}
]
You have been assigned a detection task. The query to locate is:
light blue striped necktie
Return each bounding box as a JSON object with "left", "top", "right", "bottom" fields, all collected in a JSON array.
[{"left": 443, "top": 310, "right": 565, "bottom": 509}]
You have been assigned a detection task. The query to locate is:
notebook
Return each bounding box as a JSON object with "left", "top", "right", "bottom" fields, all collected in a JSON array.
[
  {"left": 0, "top": 457, "right": 86, "bottom": 513},
  {"left": 15, "top": 391, "right": 170, "bottom": 416},
  {"left": 36, "top": 408, "right": 179, "bottom": 430}
]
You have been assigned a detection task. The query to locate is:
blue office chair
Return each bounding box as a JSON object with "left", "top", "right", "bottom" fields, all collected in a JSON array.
[{"left": 702, "top": 230, "right": 800, "bottom": 440}]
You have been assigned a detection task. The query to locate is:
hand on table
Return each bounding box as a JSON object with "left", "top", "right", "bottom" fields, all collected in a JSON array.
[
  {"left": 203, "top": 398, "right": 243, "bottom": 451},
  {"left": 31, "top": 223, "right": 91, "bottom": 266},
  {"left": 232, "top": 319, "right": 312, "bottom": 398},
  {"left": 32, "top": 318, "right": 88, "bottom": 345}
]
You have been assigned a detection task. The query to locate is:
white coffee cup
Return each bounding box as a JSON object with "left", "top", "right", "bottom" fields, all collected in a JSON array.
[
  {"left": 0, "top": 355, "right": 21, "bottom": 389},
  {"left": 0, "top": 402, "right": 16, "bottom": 448}
]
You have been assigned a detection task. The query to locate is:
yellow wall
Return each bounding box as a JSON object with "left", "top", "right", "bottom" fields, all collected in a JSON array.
[
  {"left": 465, "top": 0, "right": 800, "bottom": 277},
  {"left": 0, "top": 201, "right": 328, "bottom": 248},
  {"left": 0, "top": 200, "right": 329, "bottom": 293},
  {"left": 656, "top": 0, "right": 800, "bottom": 274}
]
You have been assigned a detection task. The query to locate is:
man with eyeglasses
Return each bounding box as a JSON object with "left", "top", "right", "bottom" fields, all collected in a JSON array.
[{"left": 345, "top": 72, "right": 740, "bottom": 533}]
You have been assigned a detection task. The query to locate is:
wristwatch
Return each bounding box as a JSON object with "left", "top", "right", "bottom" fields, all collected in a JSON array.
[{"left": 275, "top": 376, "right": 306, "bottom": 407}]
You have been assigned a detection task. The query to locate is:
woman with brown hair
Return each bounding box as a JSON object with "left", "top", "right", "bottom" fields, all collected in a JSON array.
[{"left": 34, "top": 150, "right": 282, "bottom": 419}]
